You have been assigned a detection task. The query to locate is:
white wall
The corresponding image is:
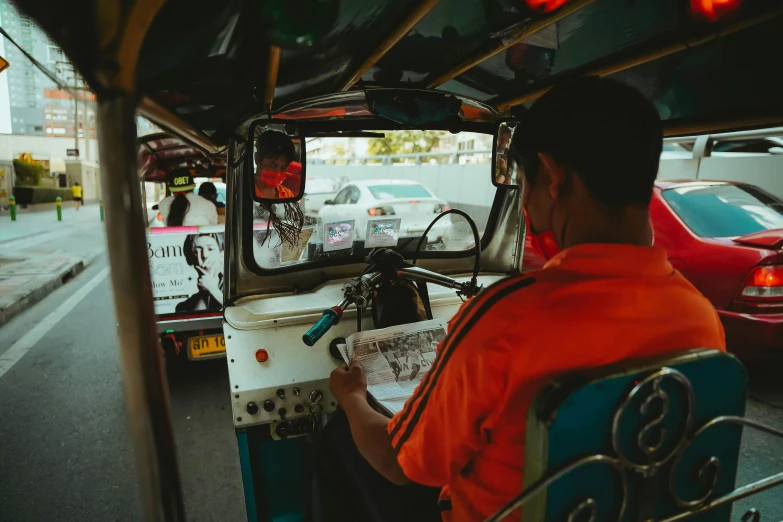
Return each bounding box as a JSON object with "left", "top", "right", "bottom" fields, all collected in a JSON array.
[
  {"left": 306, "top": 163, "right": 495, "bottom": 209},
  {"left": 658, "top": 156, "right": 783, "bottom": 199},
  {"left": 657, "top": 159, "right": 700, "bottom": 181},
  {"left": 696, "top": 156, "right": 783, "bottom": 198},
  {"left": 0, "top": 133, "right": 100, "bottom": 164}
]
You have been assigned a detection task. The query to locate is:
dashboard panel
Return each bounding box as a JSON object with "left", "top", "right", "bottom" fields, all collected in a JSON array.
[{"left": 224, "top": 273, "right": 505, "bottom": 430}]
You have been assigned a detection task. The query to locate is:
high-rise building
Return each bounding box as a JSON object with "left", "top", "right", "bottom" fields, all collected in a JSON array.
[{"left": 0, "top": 0, "right": 95, "bottom": 138}]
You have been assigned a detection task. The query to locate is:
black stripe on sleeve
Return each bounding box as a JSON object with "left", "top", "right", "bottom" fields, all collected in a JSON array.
[
  {"left": 392, "top": 277, "right": 537, "bottom": 451},
  {"left": 388, "top": 276, "right": 527, "bottom": 441}
]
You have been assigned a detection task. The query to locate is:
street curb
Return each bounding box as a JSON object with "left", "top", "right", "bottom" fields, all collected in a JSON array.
[{"left": 0, "top": 256, "right": 92, "bottom": 327}]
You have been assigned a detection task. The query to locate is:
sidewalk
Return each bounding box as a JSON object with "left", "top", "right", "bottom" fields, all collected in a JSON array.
[{"left": 0, "top": 204, "right": 107, "bottom": 326}]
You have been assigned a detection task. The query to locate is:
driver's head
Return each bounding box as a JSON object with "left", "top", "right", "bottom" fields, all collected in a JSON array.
[
  {"left": 510, "top": 76, "right": 662, "bottom": 251},
  {"left": 255, "top": 130, "right": 296, "bottom": 173}
]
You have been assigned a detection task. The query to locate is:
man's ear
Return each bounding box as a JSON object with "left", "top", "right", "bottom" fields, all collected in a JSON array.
[{"left": 538, "top": 152, "right": 567, "bottom": 200}]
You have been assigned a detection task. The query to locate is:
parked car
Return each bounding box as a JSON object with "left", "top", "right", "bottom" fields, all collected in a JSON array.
[
  {"left": 524, "top": 180, "right": 783, "bottom": 358},
  {"left": 303, "top": 177, "right": 343, "bottom": 217},
  {"left": 317, "top": 179, "right": 451, "bottom": 243}
]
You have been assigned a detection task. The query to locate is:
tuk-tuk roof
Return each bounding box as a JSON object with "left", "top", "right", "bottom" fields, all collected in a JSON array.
[
  {"left": 13, "top": 0, "right": 783, "bottom": 148},
  {"left": 137, "top": 132, "right": 226, "bottom": 182}
]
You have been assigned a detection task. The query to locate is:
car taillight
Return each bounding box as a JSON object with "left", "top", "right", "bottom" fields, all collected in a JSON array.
[
  {"left": 368, "top": 206, "right": 395, "bottom": 216},
  {"left": 434, "top": 204, "right": 451, "bottom": 214},
  {"left": 739, "top": 265, "right": 783, "bottom": 301}
]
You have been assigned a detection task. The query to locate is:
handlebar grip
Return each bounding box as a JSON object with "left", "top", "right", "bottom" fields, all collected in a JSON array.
[{"left": 302, "top": 309, "right": 340, "bottom": 347}]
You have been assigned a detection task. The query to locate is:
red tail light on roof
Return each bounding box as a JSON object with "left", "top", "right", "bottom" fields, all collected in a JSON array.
[
  {"left": 525, "top": 0, "right": 570, "bottom": 14},
  {"left": 691, "top": 0, "right": 742, "bottom": 22},
  {"left": 739, "top": 265, "right": 783, "bottom": 302}
]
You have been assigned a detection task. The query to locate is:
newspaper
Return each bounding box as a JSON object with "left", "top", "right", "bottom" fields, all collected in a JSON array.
[{"left": 340, "top": 319, "right": 447, "bottom": 416}]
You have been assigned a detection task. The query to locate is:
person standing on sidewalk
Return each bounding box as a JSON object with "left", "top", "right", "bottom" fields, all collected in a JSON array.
[{"left": 71, "top": 182, "right": 82, "bottom": 211}]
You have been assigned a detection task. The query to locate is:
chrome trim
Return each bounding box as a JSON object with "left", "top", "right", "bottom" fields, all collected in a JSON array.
[
  {"left": 611, "top": 368, "right": 695, "bottom": 473},
  {"left": 156, "top": 315, "right": 224, "bottom": 334},
  {"left": 485, "top": 455, "right": 628, "bottom": 522}
]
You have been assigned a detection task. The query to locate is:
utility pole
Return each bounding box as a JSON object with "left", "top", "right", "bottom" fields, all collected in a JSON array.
[{"left": 54, "top": 60, "right": 90, "bottom": 158}]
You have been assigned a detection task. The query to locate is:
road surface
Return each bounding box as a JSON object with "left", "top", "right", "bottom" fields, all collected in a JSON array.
[
  {"left": 0, "top": 256, "right": 244, "bottom": 522},
  {"left": 0, "top": 256, "right": 781, "bottom": 521}
]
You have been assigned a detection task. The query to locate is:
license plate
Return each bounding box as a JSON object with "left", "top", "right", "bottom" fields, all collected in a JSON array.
[{"left": 188, "top": 334, "right": 226, "bottom": 360}]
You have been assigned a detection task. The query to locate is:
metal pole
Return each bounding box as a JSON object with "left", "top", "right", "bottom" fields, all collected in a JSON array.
[
  {"left": 96, "top": 93, "right": 186, "bottom": 522},
  {"left": 74, "top": 75, "right": 79, "bottom": 156},
  {"left": 56, "top": 196, "right": 62, "bottom": 220},
  {"left": 9, "top": 195, "right": 16, "bottom": 221}
]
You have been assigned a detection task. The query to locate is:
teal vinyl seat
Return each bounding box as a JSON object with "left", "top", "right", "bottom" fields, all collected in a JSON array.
[{"left": 486, "top": 349, "right": 783, "bottom": 522}]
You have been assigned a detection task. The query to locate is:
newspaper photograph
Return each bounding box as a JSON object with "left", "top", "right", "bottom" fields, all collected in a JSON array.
[{"left": 342, "top": 319, "right": 447, "bottom": 415}]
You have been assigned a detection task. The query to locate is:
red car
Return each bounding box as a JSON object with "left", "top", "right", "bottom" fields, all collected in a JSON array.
[{"left": 523, "top": 181, "right": 783, "bottom": 358}]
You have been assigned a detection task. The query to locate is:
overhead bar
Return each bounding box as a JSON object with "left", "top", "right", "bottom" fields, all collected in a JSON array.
[
  {"left": 495, "top": 5, "right": 783, "bottom": 111},
  {"left": 426, "top": 0, "right": 595, "bottom": 89},
  {"left": 339, "top": 0, "right": 442, "bottom": 91},
  {"left": 663, "top": 115, "right": 783, "bottom": 138},
  {"left": 265, "top": 45, "right": 281, "bottom": 110},
  {"left": 138, "top": 96, "right": 223, "bottom": 155}
]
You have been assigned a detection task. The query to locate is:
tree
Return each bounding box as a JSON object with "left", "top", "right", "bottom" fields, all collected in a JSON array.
[
  {"left": 330, "top": 143, "right": 351, "bottom": 158},
  {"left": 13, "top": 159, "right": 44, "bottom": 186},
  {"left": 367, "top": 130, "right": 444, "bottom": 157}
]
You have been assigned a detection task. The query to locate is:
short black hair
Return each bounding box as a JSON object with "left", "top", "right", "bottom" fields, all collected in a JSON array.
[
  {"left": 183, "top": 233, "right": 225, "bottom": 266},
  {"left": 198, "top": 181, "right": 217, "bottom": 196},
  {"left": 256, "top": 129, "right": 296, "bottom": 163},
  {"left": 510, "top": 76, "right": 662, "bottom": 207}
]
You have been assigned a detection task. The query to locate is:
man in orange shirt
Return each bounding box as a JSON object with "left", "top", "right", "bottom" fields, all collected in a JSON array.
[{"left": 321, "top": 77, "right": 725, "bottom": 522}]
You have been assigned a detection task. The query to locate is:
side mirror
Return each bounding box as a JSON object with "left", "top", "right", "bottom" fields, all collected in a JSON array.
[
  {"left": 492, "top": 122, "right": 518, "bottom": 189},
  {"left": 248, "top": 122, "right": 306, "bottom": 204},
  {"left": 768, "top": 147, "right": 783, "bottom": 155}
]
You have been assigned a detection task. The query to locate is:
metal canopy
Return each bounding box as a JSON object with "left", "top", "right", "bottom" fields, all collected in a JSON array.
[{"left": 10, "top": 0, "right": 783, "bottom": 146}]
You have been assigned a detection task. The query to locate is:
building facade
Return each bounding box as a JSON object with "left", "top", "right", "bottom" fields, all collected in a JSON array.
[{"left": 0, "top": 0, "right": 95, "bottom": 140}]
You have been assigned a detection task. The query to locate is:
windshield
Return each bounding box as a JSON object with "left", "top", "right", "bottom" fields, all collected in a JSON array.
[
  {"left": 662, "top": 184, "right": 783, "bottom": 237},
  {"left": 251, "top": 130, "right": 494, "bottom": 270}
]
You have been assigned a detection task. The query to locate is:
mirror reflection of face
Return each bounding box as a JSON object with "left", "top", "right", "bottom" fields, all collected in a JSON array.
[
  {"left": 194, "top": 236, "right": 221, "bottom": 267},
  {"left": 256, "top": 154, "right": 291, "bottom": 173},
  {"left": 498, "top": 130, "right": 511, "bottom": 151}
]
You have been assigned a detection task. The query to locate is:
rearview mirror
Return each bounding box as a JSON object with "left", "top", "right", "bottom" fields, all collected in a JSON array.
[
  {"left": 492, "top": 122, "right": 517, "bottom": 189},
  {"left": 248, "top": 122, "right": 305, "bottom": 203}
]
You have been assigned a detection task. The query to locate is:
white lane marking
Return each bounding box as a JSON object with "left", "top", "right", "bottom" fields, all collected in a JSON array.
[{"left": 0, "top": 267, "right": 110, "bottom": 380}]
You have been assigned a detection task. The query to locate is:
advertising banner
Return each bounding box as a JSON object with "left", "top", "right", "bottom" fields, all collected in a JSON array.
[{"left": 147, "top": 225, "right": 224, "bottom": 315}]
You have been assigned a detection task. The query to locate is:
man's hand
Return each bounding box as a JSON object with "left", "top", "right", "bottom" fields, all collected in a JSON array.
[
  {"left": 330, "top": 358, "right": 410, "bottom": 486},
  {"left": 329, "top": 358, "right": 367, "bottom": 407}
]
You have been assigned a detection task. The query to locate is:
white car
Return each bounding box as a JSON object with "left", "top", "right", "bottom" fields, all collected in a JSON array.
[
  {"left": 303, "top": 177, "right": 343, "bottom": 217},
  {"left": 317, "top": 179, "right": 451, "bottom": 244}
]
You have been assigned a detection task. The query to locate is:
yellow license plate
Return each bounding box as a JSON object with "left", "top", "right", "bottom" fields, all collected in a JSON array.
[{"left": 188, "top": 334, "right": 226, "bottom": 359}]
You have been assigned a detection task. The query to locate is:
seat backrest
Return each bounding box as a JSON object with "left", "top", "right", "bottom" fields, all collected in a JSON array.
[{"left": 490, "top": 349, "right": 756, "bottom": 522}]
